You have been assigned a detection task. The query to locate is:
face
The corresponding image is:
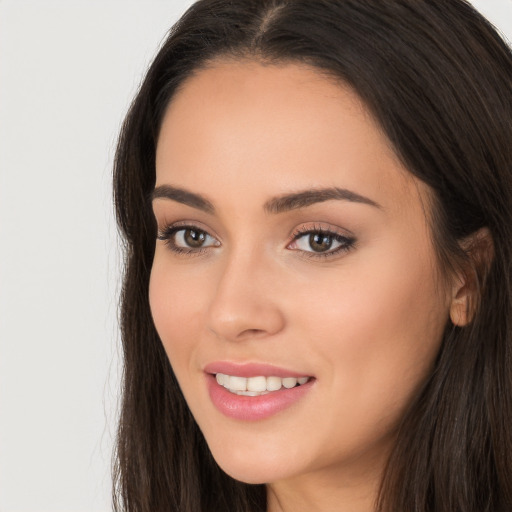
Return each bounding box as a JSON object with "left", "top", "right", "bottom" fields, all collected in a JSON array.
[{"left": 150, "top": 60, "right": 452, "bottom": 490}]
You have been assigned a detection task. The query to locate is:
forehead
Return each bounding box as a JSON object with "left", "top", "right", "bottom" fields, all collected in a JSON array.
[{"left": 155, "top": 59, "right": 425, "bottom": 214}]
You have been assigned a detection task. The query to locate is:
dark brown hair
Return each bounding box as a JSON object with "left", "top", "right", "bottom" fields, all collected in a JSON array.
[{"left": 113, "top": 1, "right": 512, "bottom": 510}]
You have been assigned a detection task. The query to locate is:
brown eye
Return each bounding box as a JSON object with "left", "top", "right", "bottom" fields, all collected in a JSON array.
[
  {"left": 174, "top": 227, "right": 219, "bottom": 249},
  {"left": 183, "top": 228, "right": 207, "bottom": 248},
  {"left": 157, "top": 225, "right": 220, "bottom": 253},
  {"left": 308, "top": 233, "right": 333, "bottom": 252},
  {"left": 288, "top": 228, "right": 355, "bottom": 258}
]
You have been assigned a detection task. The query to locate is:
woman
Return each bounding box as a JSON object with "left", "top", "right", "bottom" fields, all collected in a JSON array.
[{"left": 112, "top": 1, "right": 512, "bottom": 510}]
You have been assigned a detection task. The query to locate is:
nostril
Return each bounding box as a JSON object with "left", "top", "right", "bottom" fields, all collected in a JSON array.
[
  {"left": 208, "top": 326, "right": 268, "bottom": 341},
  {"left": 239, "top": 328, "right": 266, "bottom": 337}
]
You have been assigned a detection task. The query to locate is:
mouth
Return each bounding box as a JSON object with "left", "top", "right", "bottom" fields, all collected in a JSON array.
[
  {"left": 215, "top": 373, "right": 311, "bottom": 396},
  {"left": 204, "top": 362, "right": 315, "bottom": 421}
]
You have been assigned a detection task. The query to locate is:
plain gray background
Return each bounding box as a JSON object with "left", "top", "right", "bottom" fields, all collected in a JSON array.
[{"left": 0, "top": 1, "right": 510, "bottom": 511}]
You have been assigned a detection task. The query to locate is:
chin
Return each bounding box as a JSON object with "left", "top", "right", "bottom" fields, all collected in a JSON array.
[
  {"left": 205, "top": 435, "right": 301, "bottom": 485},
  {"left": 213, "top": 456, "right": 286, "bottom": 485},
  {"left": 218, "top": 464, "right": 270, "bottom": 485}
]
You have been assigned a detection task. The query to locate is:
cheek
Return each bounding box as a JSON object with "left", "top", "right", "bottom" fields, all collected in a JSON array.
[
  {"left": 148, "top": 255, "right": 207, "bottom": 372},
  {"left": 291, "top": 241, "right": 449, "bottom": 432}
]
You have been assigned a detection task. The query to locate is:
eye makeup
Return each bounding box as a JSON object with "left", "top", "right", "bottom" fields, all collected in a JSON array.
[
  {"left": 156, "top": 220, "right": 356, "bottom": 261},
  {"left": 287, "top": 224, "right": 356, "bottom": 259}
]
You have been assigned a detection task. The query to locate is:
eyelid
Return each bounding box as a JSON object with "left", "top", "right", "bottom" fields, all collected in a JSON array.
[
  {"left": 156, "top": 217, "right": 216, "bottom": 232},
  {"left": 157, "top": 225, "right": 219, "bottom": 244},
  {"left": 157, "top": 219, "right": 221, "bottom": 239},
  {"left": 287, "top": 222, "right": 356, "bottom": 258},
  {"left": 288, "top": 222, "right": 354, "bottom": 242},
  {"left": 156, "top": 221, "right": 221, "bottom": 255},
  {"left": 289, "top": 221, "right": 354, "bottom": 237}
]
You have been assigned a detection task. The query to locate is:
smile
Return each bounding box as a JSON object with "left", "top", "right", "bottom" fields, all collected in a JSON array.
[
  {"left": 205, "top": 364, "right": 315, "bottom": 421},
  {"left": 216, "top": 373, "right": 310, "bottom": 396}
]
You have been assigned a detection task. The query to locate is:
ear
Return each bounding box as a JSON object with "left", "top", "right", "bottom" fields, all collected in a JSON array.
[{"left": 449, "top": 227, "right": 494, "bottom": 327}]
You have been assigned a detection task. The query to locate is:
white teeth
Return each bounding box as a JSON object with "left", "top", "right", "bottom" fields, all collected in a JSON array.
[
  {"left": 282, "top": 377, "right": 297, "bottom": 389},
  {"left": 266, "top": 376, "right": 282, "bottom": 391},
  {"left": 215, "top": 373, "right": 310, "bottom": 394},
  {"left": 247, "top": 376, "right": 267, "bottom": 392},
  {"left": 228, "top": 376, "right": 247, "bottom": 391}
]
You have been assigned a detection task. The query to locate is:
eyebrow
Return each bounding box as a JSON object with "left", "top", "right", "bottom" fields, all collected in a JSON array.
[
  {"left": 151, "top": 185, "right": 214, "bottom": 213},
  {"left": 264, "top": 187, "right": 381, "bottom": 214},
  {"left": 151, "top": 184, "right": 381, "bottom": 214}
]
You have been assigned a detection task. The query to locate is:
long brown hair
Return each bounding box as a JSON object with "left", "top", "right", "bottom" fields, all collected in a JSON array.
[{"left": 113, "top": 1, "right": 512, "bottom": 510}]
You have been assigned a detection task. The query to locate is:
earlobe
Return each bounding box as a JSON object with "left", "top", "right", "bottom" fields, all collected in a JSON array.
[{"left": 449, "top": 227, "right": 494, "bottom": 327}]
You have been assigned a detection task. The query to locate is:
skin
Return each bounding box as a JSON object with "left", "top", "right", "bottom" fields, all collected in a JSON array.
[{"left": 149, "top": 59, "right": 464, "bottom": 512}]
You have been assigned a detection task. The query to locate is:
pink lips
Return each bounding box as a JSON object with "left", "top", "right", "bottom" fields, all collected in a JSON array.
[{"left": 204, "top": 362, "right": 315, "bottom": 421}]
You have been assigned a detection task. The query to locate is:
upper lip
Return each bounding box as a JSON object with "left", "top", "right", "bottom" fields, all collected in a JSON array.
[{"left": 203, "top": 361, "right": 313, "bottom": 378}]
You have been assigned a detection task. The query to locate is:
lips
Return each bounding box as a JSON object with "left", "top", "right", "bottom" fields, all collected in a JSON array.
[{"left": 204, "top": 362, "right": 315, "bottom": 421}]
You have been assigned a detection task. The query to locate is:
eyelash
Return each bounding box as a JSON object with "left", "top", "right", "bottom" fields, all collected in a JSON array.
[
  {"left": 157, "top": 224, "right": 218, "bottom": 256},
  {"left": 289, "top": 225, "right": 356, "bottom": 259},
  {"left": 156, "top": 223, "right": 356, "bottom": 259}
]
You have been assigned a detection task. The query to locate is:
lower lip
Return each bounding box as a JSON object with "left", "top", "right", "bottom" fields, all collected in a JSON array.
[{"left": 206, "top": 374, "right": 314, "bottom": 421}]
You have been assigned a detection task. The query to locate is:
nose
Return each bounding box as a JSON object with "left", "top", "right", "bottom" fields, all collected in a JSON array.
[{"left": 206, "top": 250, "right": 286, "bottom": 343}]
